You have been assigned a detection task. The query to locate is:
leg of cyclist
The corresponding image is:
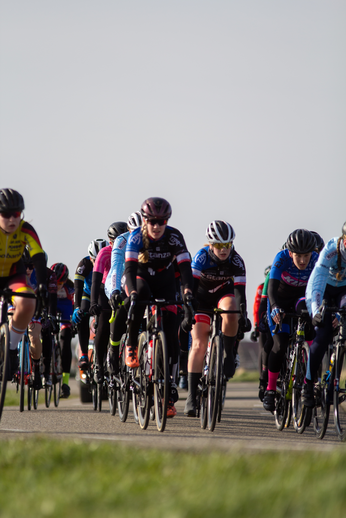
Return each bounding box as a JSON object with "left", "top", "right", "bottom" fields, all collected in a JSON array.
[
  {"left": 184, "top": 315, "right": 210, "bottom": 417},
  {"left": 219, "top": 294, "right": 239, "bottom": 380},
  {"left": 60, "top": 326, "right": 72, "bottom": 397},
  {"left": 108, "top": 301, "right": 127, "bottom": 376},
  {"left": 77, "top": 297, "right": 90, "bottom": 379},
  {"left": 93, "top": 289, "right": 111, "bottom": 383},
  {"left": 28, "top": 319, "right": 43, "bottom": 389}
]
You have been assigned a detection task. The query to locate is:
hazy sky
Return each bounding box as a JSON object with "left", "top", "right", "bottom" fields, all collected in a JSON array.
[{"left": 1, "top": 1, "right": 345, "bottom": 324}]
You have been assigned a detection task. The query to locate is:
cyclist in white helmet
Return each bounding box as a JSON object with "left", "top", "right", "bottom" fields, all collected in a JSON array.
[{"left": 184, "top": 220, "right": 250, "bottom": 417}]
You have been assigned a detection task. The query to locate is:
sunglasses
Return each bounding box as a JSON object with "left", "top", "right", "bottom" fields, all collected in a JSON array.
[
  {"left": 146, "top": 219, "right": 167, "bottom": 226},
  {"left": 213, "top": 242, "right": 233, "bottom": 250},
  {"left": 26, "top": 264, "right": 34, "bottom": 270},
  {"left": 0, "top": 211, "right": 22, "bottom": 219}
]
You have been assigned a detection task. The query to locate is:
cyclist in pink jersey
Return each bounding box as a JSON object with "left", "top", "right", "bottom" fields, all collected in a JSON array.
[{"left": 89, "top": 222, "right": 127, "bottom": 382}]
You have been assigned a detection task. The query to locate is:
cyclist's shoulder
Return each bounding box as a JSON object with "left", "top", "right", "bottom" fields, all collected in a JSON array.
[
  {"left": 192, "top": 246, "right": 209, "bottom": 266},
  {"left": 113, "top": 231, "right": 129, "bottom": 250}
]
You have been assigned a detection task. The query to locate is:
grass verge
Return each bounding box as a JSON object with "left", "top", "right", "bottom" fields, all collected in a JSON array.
[{"left": 0, "top": 437, "right": 345, "bottom": 518}]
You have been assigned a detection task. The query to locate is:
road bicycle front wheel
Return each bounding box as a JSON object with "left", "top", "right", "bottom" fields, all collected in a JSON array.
[
  {"left": 154, "top": 331, "right": 169, "bottom": 432},
  {"left": 117, "top": 335, "right": 130, "bottom": 422},
  {"left": 199, "top": 362, "right": 208, "bottom": 430},
  {"left": 274, "top": 362, "right": 289, "bottom": 431},
  {"left": 137, "top": 332, "right": 150, "bottom": 430},
  {"left": 108, "top": 378, "right": 117, "bottom": 416},
  {"left": 53, "top": 344, "right": 62, "bottom": 408},
  {"left": 0, "top": 323, "right": 10, "bottom": 421},
  {"left": 207, "top": 336, "right": 222, "bottom": 432},
  {"left": 334, "top": 346, "right": 346, "bottom": 441},
  {"left": 293, "top": 343, "right": 310, "bottom": 434}
]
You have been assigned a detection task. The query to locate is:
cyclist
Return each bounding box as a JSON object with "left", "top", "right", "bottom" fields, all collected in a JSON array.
[
  {"left": 184, "top": 220, "right": 250, "bottom": 417},
  {"left": 0, "top": 188, "right": 47, "bottom": 377},
  {"left": 23, "top": 248, "right": 58, "bottom": 389},
  {"left": 104, "top": 212, "right": 142, "bottom": 376},
  {"left": 303, "top": 222, "right": 346, "bottom": 407},
  {"left": 51, "top": 263, "right": 74, "bottom": 398},
  {"left": 262, "top": 229, "right": 318, "bottom": 412},
  {"left": 72, "top": 239, "right": 107, "bottom": 380},
  {"left": 124, "top": 197, "right": 194, "bottom": 418},
  {"left": 89, "top": 223, "right": 127, "bottom": 383},
  {"left": 251, "top": 265, "right": 272, "bottom": 401}
]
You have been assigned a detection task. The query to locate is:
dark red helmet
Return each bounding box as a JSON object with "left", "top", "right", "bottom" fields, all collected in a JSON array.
[
  {"left": 140, "top": 197, "right": 172, "bottom": 221},
  {"left": 0, "top": 188, "right": 24, "bottom": 212},
  {"left": 51, "top": 263, "right": 69, "bottom": 283}
]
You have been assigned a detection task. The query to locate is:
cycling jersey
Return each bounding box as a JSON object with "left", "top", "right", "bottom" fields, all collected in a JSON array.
[
  {"left": 105, "top": 231, "right": 129, "bottom": 298},
  {"left": 125, "top": 226, "right": 192, "bottom": 294},
  {"left": 253, "top": 282, "right": 264, "bottom": 327},
  {"left": 0, "top": 220, "right": 45, "bottom": 281},
  {"left": 74, "top": 256, "right": 93, "bottom": 306},
  {"left": 191, "top": 246, "right": 246, "bottom": 294},
  {"left": 306, "top": 237, "right": 346, "bottom": 317},
  {"left": 268, "top": 248, "right": 318, "bottom": 310}
]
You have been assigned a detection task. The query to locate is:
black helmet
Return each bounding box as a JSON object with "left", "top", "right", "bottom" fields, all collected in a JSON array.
[
  {"left": 51, "top": 263, "right": 69, "bottom": 283},
  {"left": 107, "top": 221, "right": 127, "bottom": 241},
  {"left": 310, "top": 231, "right": 325, "bottom": 253},
  {"left": 206, "top": 220, "right": 235, "bottom": 244},
  {"left": 286, "top": 229, "right": 316, "bottom": 254},
  {"left": 141, "top": 197, "right": 172, "bottom": 220},
  {"left": 0, "top": 188, "right": 24, "bottom": 212}
]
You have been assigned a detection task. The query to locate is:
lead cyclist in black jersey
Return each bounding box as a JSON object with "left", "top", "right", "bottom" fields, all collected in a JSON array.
[{"left": 124, "top": 197, "right": 194, "bottom": 418}]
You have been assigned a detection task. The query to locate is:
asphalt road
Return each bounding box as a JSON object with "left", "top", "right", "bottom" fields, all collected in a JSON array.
[{"left": 0, "top": 379, "right": 344, "bottom": 452}]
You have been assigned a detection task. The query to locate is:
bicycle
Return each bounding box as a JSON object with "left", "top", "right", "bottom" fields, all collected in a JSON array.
[
  {"left": 271, "top": 310, "right": 311, "bottom": 433},
  {"left": 196, "top": 304, "right": 244, "bottom": 432},
  {"left": 14, "top": 329, "right": 39, "bottom": 411},
  {"left": 41, "top": 310, "right": 63, "bottom": 408},
  {"left": 312, "top": 302, "right": 346, "bottom": 441},
  {"left": 0, "top": 288, "right": 36, "bottom": 421}
]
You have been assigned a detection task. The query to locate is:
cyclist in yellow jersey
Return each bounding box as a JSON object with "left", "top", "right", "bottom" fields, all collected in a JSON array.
[{"left": 0, "top": 188, "right": 48, "bottom": 376}]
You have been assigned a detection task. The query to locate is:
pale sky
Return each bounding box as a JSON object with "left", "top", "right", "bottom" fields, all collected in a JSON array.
[{"left": 1, "top": 1, "right": 345, "bottom": 327}]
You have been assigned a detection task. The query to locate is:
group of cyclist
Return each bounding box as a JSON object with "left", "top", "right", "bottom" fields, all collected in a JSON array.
[{"left": 1, "top": 186, "right": 346, "bottom": 424}]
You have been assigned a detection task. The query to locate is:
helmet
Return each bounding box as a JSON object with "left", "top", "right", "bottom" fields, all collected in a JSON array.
[
  {"left": 206, "top": 220, "right": 235, "bottom": 244},
  {"left": 88, "top": 238, "right": 109, "bottom": 260},
  {"left": 0, "top": 188, "right": 24, "bottom": 212},
  {"left": 141, "top": 197, "right": 172, "bottom": 220},
  {"left": 342, "top": 222, "right": 346, "bottom": 237},
  {"left": 51, "top": 263, "right": 69, "bottom": 283},
  {"left": 310, "top": 231, "right": 325, "bottom": 253},
  {"left": 264, "top": 265, "right": 271, "bottom": 277},
  {"left": 107, "top": 222, "right": 127, "bottom": 241},
  {"left": 286, "top": 229, "right": 316, "bottom": 254},
  {"left": 127, "top": 211, "right": 142, "bottom": 231}
]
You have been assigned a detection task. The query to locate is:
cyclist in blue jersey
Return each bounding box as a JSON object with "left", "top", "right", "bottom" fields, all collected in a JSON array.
[
  {"left": 104, "top": 211, "right": 142, "bottom": 376},
  {"left": 184, "top": 220, "right": 250, "bottom": 417},
  {"left": 72, "top": 239, "right": 108, "bottom": 380},
  {"left": 302, "top": 222, "right": 346, "bottom": 407},
  {"left": 262, "top": 229, "right": 318, "bottom": 412},
  {"left": 124, "top": 197, "right": 194, "bottom": 418}
]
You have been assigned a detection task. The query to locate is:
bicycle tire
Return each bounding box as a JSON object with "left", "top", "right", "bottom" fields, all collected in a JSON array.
[
  {"left": 0, "top": 323, "right": 10, "bottom": 421},
  {"left": 45, "top": 383, "right": 52, "bottom": 408},
  {"left": 132, "top": 390, "right": 139, "bottom": 424},
  {"left": 154, "top": 330, "right": 169, "bottom": 432},
  {"left": 108, "top": 379, "right": 117, "bottom": 416},
  {"left": 137, "top": 332, "right": 150, "bottom": 430},
  {"left": 19, "top": 336, "right": 26, "bottom": 412},
  {"left": 33, "top": 387, "right": 39, "bottom": 409},
  {"left": 27, "top": 381, "right": 32, "bottom": 411},
  {"left": 207, "top": 335, "right": 222, "bottom": 432},
  {"left": 274, "top": 359, "right": 289, "bottom": 431},
  {"left": 97, "top": 382, "right": 103, "bottom": 412},
  {"left": 91, "top": 381, "right": 98, "bottom": 411},
  {"left": 334, "top": 346, "right": 346, "bottom": 441},
  {"left": 199, "top": 360, "right": 208, "bottom": 430},
  {"left": 117, "top": 335, "right": 130, "bottom": 422},
  {"left": 293, "top": 343, "right": 310, "bottom": 433},
  {"left": 53, "top": 343, "right": 62, "bottom": 408}
]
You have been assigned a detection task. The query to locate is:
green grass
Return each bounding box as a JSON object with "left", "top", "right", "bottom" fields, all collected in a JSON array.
[
  {"left": 230, "top": 368, "right": 259, "bottom": 382},
  {"left": 0, "top": 438, "right": 345, "bottom": 518}
]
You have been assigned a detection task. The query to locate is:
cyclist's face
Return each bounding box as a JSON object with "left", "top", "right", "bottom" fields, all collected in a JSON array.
[
  {"left": 146, "top": 219, "right": 167, "bottom": 240},
  {"left": 0, "top": 212, "right": 21, "bottom": 234},
  {"left": 289, "top": 251, "right": 312, "bottom": 270},
  {"left": 211, "top": 245, "right": 231, "bottom": 261}
]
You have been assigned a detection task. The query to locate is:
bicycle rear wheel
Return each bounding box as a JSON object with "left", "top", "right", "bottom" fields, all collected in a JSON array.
[
  {"left": 137, "top": 332, "right": 150, "bottom": 430},
  {"left": 207, "top": 336, "right": 222, "bottom": 432},
  {"left": 0, "top": 323, "right": 10, "bottom": 421},
  {"left": 334, "top": 346, "right": 346, "bottom": 441},
  {"left": 154, "top": 331, "right": 169, "bottom": 432},
  {"left": 293, "top": 343, "right": 310, "bottom": 434},
  {"left": 117, "top": 335, "right": 130, "bottom": 422}
]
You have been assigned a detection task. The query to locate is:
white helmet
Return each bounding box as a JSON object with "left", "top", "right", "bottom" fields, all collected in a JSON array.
[
  {"left": 88, "top": 238, "right": 109, "bottom": 260},
  {"left": 127, "top": 211, "right": 142, "bottom": 231},
  {"left": 206, "top": 220, "right": 235, "bottom": 244}
]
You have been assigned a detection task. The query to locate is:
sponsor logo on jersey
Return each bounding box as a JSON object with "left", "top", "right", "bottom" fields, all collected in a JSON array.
[
  {"left": 77, "top": 266, "right": 85, "bottom": 274},
  {"left": 168, "top": 234, "right": 183, "bottom": 248},
  {"left": 118, "top": 237, "right": 127, "bottom": 250},
  {"left": 130, "top": 233, "right": 142, "bottom": 245},
  {"left": 195, "top": 253, "right": 207, "bottom": 266},
  {"left": 232, "top": 255, "right": 245, "bottom": 269},
  {"left": 326, "top": 250, "right": 338, "bottom": 260},
  {"left": 281, "top": 272, "right": 308, "bottom": 287},
  {"left": 149, "top": 252, "right": 171, "bottom": 259}
]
